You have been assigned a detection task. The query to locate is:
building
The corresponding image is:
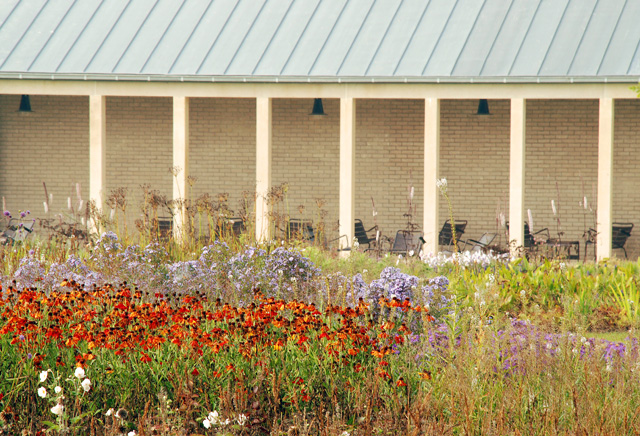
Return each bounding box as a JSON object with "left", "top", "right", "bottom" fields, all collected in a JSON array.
[{"left": 1, "top": 0, "right": 639, "bottom": 259}]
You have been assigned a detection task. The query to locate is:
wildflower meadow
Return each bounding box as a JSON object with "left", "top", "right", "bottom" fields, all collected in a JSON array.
[{"left": 2, "top": 219, "right": 640, "bottom": 435}]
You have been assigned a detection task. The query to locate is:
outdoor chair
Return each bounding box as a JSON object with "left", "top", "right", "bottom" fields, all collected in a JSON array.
[
  {"left": 524, "top": 222, "right": 550, "bottom": 249},
  {"left": 1, "top": 218, "right": 36, "bottom": 245},
  {"left": 438, "top": 220, "right": 468, "bottom": 252},
  {"left": 354, "top": 219, "right": 380, "bottom": 251},
  {"left": 389, "top": 230, "right": 423, "bottom": 256},
  {"left": 584, "top": 223, "right": 633, "bottom": 260},
  {"left": 286, "top": 218, "right": 315, "bottom": 242},
  {"left": 215, "top": 217, "right": 245, "bottom": 239},
  {"left": 467, "top": 232, "right": 497, "bottom": 253}
]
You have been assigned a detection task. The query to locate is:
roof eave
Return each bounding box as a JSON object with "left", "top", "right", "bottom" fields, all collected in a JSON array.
[{"left": 0, "top": 72, "right": 639, "bottom": 85}]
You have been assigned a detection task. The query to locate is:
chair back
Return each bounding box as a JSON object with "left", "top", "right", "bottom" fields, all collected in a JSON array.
[
  {"left": 287, "top": 219, "right": 314, "bottom": 241},
  {"left": 391, "top": 230, "right": 422, "bottom": 255},
  {"left": 438, "top": 220, "right": 467, "bottom": 246},
  {"left": 612, "top": 223, "right": 633, "bottom": 249},
  {"left": 354, "top": 219, "right": 372, "bottom": 245}
]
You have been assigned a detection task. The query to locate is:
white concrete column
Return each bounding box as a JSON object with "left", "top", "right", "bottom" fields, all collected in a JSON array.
[
  {"left": 423, "top": 98, "right": 440, "bottom": 254},
  {"left": 89, "top": 95, "right": 106, "bottom": 234},
  {"left": 339, "top": 97, "right": 356, "bottom": 252},
  {"left": 172, "top": 96, "right": 189, "bottom": 238},
  {"left": 256, "top": 97, "right": 272, "bottom": 242},
  {"left": 597, "top": 98, "right": 614, "bottom": 260},
  {"left": 509, "top": 98, "right": 526, "bottom": 254}
]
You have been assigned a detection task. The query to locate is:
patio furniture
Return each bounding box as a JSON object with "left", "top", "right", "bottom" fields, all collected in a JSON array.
[
  {"left": 215, "top": 217, "right": 245, "bottom": 239},
  {"left": 286, "top": 218, "right": 315, "bottom": 242},
  {"left": 1, "top": 218, "right": 36, "bottom": 245},
  {"left": 467, "top": 232, "right": 497, "bottom": 252},
  {"left": 547, "top": 239, "right": 580, "bottom": 260},
  {"left": 354, "top": 219, "right": 379, "bottom": 251},
  {"left": 438, "top": 220, "right": 468, "bottom": 252},
  {"left": 584, "top": 223, "right": 633, "bottom": 260},
  {"left": 389, "top": 230, "right": 423, "bottom": 256}
]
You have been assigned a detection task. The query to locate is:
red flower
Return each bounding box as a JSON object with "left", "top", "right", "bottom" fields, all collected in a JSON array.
[
  {"left": 396, "top": 377, "right": 407, "bottom": 387},
  {"left": 191, "top": 368, "right": 199, "bottom": 376}
]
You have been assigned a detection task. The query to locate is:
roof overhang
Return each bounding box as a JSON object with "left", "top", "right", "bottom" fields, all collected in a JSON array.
[{"left": 1, "top": 72, "right": 639, "bottom": 85}]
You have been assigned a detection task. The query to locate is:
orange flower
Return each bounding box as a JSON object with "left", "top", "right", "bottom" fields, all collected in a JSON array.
[{"left": 396, "top": 377, "right": 407, "bottom": 387}]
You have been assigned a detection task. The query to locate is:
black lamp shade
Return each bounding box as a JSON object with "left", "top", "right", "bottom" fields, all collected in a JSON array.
[
  {"left": 19, "top": 95, "right": 32, "bottom": 112},
  {"left": 310, "top": 98, "right": 326, "bottom": 116},
  {"left": 477, "top": 99, "right": 490, "bottom": 115}
]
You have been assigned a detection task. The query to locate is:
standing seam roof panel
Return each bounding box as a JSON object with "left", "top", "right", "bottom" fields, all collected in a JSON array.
[
  {"left": 27, "top": 0, "right": 78, "bottom": 71},
  {"left": 225, "top": 0, "right": 293, "bottom": 75},
  {"left": 569, "top": 0, "right": 626, "bottom": 76},
  {"left": 29, "top": 1, "right": 99, "bottom": 73},
  {"left": 481, "top": 0, "right": 538, "bottom": 76},
  {"left": 253, "top": 0, "right": 320, "bottom": 75},
  {"left": 60, "top": 0, "right": 128, "bottom": 73},
  {"left": 598, "top": 0, "right": 640, "bottom": 75},
  {"left": 0, "top": 0, "right": 19, "bottom": 30},
  {"left": 309, "top": 0, "right": 374, "bottom": 76},
  {"left": 423, "top": 0, "right": 484, "bottom": 76},
  {"left": 113, "top": 0, "right": 183, "bottom": 74},
  {"left": 169, "top": 0, "right": 236, "bottom": 75},
  {"left": 0, "top": 0, "right": 50, "bottom": 70},
  {"left": 197, "top": 0, "right": 266, "bottom": 75},
  {"left": 538, "top": 0, "right": 597, "bottom": 76},
  {"left": 509, "top": 0, "right": 569, "bottom": 76},
  {"left": 281, "top": 0, "right": 347, "bottom": 76},
  {"left": 2, "top": 0, "right": 640, "bottom": 80},
  {"left": 394, "top": 0, "right": 455, "bottom": 76},
  {"left": 367, "top": 0, "right": 427, "bottom": 76},
  {"left": 452, "top": 0, "right": 512, "bottom": 76},
  {"left": 339, "top": 0, "right": 401, "bottom": 76},
  {"left": 140, "top": 0, "right": 189, "bottom": 74}
]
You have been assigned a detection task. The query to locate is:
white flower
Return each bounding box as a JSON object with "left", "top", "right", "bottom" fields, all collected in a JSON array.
[
  {"left": 38, "top": 387, "right": 47, "bottom": 398},
  {"left": 551, "top": 199, "right": 557, "bottom": 215},
  {"left": 39, "top": 370, "right": 49, "bottom": 383},
  {"left": 203, "top": 418, "right": 211, "bottom": 429},
  {"left": 583, "top": 196, "right": 588, "bottom": 210},
  {"left": 520, "top": 290, "right": 526, "bottom": 298},
  {"left": 55, "top": 386, "right": 62, "bottom": 394},
  {"left": 410, "top": 186, "right": 415, "bottom": 200},
  {"left": 436, "top": 178, "right": 448, "bottom": 189},
  {"left": 237, "top": 413, "right": 248, "bottom": 426},
  {"left": 408, "top": 250, "right": 414, "bottom": 257},
  {"left": 105, "top": 408, "right": 114, "bottom": 416},
  {"left": 128, "top": 431, "right": 137, "bottom": 436},
  {"left": 43, "top": 201, "right": 49, "bottom": 213},
  {"left": 81, "top": 378, "right": 91, "bottom": 392},
  {"left": 208, "top": 410, "right": 220, "bottom": 425},
  {"left": 74, "top": 367, "right": 85, "bottom": 379},
  {"left": 51, "top": 403, "right": 64, "bottom": 416}
]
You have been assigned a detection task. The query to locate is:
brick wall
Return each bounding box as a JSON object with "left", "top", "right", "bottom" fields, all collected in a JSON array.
[
  {"left": 2, "top": 93, "right": 639, "bottom": 259},
  {"left": 0, "top": 94, "right": 89, "bottom": 231}
]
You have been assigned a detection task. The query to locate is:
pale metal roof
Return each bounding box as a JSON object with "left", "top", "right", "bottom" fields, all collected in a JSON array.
[{"left": 1, "top": 0, "right": 639, "bottom": 83}]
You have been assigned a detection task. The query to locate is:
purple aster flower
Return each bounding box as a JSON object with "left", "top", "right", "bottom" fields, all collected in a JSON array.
[{"left": 3, "top": 211, "right": 10, "bottom": 217}]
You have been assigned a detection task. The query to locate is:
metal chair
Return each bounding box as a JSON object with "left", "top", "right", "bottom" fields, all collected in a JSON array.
[
  {"left": 354, "top": 219, "right": 379, "bottom": 251},
  {"left": 389, "top": 230, "right": 423, "bottom": 256},
  {"left": 438, "top": 220, "right": 468, "bottom": 252},
  {"left": 585, "top": 223, "right": 633, "bottom": 260},
  {"left": 1, "top": 219, "right": 36, "bottom": 245}
]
